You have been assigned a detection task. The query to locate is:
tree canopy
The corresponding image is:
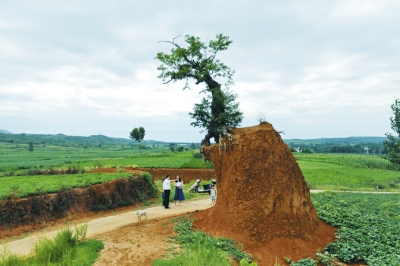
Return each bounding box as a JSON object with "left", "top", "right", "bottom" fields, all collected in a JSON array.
[
  {"left": 189, "top": 89, "right": 243, "bottom": 132},
  {"left": 383, "top": 99, "right": 400, "bottom": 167},
  {"left": 129, "top": 127, "right": 145, "bottom": 154},
  {"left": 156, "top": 34, "right": 242, "bottom": 144}
]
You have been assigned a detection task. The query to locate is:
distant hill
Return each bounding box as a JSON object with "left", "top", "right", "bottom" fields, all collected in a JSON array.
[
  {"left": 284, "top": 136, "right": 386, "bottom": 145},
  {"left": 0, "top": 132, "right": 197, "bottom": 148},
  {"left": 0, "top": 130, "right": 387, "bottom": 151}
]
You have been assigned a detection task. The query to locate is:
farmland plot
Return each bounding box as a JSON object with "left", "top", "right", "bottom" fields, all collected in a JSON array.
[{"left": 312, "top": 192, "right": 400, "bottom": 265}]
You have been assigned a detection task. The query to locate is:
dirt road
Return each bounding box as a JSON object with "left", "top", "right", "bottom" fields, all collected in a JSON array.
[{"left": 0, "top": 199, "right": 213, "bottom": 258}]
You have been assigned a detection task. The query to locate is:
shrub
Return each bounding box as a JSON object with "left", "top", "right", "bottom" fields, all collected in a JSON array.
[
  {"left": 0, "top": 224, "right": 103, "bottom": 265},
  {"left": 32, "top": 227, "right": 78, "bottom": 263},
  {"left": 192, "top": 152, "right": 203, "bottom": 158},
  {"left": 290, "top": 258, "right": 317, "bottom": 266}
]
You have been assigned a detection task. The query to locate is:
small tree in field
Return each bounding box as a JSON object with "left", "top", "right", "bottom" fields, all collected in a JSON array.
[
  {"left": 177, "top": 146, "right": 184, "bottom": 152},
  {"left": 383, "top": 99, "right": 400, "bottom": 167},
  {"left": 169, "top": 143, "right": 176, "bottom": 152},
  {"left": 129, "top": 127, "right": 145, "bottom": 155}
]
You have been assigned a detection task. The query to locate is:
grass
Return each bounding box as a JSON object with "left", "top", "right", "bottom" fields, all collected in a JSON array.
[
  {"left": 0, "top": 172, "right": 134, "bottom": 199},
  {"left": 152, "top": 216, "right": 254, "bottom": 266},
  {"left": 298, "top": 161, "right": 400, "bottom": 191},
  {"left": 0, "top": 224, "right": 104, "bottom": 266},
  {"left": 293, "top": 153, "right": 397, "bottom": 171}
]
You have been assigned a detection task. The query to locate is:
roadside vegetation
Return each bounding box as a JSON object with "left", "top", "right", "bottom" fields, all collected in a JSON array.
[
  {"left": 0, "top": 224, "right": 104, "bottom": 266},
  {"left": 153, "top": 216, "right": 254, "bottom": 266}
]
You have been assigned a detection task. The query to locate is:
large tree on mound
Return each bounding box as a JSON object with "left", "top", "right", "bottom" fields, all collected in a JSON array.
[{"left": 156, "top": 34, "right": 243, "bottom": 144}]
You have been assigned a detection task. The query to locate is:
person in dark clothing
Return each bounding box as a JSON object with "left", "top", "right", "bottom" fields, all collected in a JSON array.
[{"left": 162, "top": 175, "right": 171, "bottom": 209}]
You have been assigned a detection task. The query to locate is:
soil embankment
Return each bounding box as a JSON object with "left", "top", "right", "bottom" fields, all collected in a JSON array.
[{"left": 0, "top": 175, "right": 157, "bottom": 239}]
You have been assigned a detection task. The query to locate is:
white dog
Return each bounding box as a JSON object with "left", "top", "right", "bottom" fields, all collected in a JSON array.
[{"left": 136, "top": 209, "right": 147, "bottom": 221}]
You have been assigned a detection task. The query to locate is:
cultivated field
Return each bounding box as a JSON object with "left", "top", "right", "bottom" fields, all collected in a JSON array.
[
  {"left": 1, "top": 143, "right": 399, "bottom": 198},
  {"left": 0, "top": 142, "right": 399, "bottom": 265}
]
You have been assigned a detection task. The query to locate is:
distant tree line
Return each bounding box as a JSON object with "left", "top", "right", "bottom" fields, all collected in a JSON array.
[
  {"left": 0, "top": 133, "right": 199, "bottom": 150},
  {"left": 288, "top": 143, "right": 387, "bottom": 154}
]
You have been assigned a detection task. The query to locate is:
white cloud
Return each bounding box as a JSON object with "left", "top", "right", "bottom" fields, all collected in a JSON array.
[{"left": 0, "top": 0, "right": 399, "bottom": 141}]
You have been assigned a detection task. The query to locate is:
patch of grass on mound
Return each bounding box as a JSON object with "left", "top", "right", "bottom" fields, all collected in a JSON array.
[
  {"left": 152, "top": 216, "right": 255, "bottom": 266},
  {"left": 0, "top": 224, "right": 104, "bottom": 266}
]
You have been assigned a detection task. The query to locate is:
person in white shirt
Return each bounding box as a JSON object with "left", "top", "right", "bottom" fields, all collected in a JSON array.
[{"left": 162, "top": 175, "right": 171, "bottom": 209}]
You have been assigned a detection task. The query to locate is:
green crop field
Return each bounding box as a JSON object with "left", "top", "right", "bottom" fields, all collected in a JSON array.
[
  {"left": 294, "top": 153, "right": 397, "bottom": 171},
  {"left": 0, "top": 142, "right": 399, "bottom": 198},
  {"left": 311, "top": 192, "right": 400, "bottom": 265},
  {"left": 298, "top": 161, "right": 400, "bottom": 191},
  {"left": 0, "top": 172, "right": 134, "bottom": 198}
]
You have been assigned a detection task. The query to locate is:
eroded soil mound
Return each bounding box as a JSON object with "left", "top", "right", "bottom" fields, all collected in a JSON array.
[{"left": 191, "top": 123, "right": 336, "bottom": 265}]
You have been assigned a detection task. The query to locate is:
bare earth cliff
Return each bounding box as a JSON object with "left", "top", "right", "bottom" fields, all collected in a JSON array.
[{"left": 192, "top": 123, "right": 336, "bottom": 265}]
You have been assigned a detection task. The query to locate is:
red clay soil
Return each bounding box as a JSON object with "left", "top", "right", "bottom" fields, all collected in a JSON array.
[
  {"left": 191, "top": 123, "right": 336, "bottom": 265},
  {"left": 92, "top": 168, "right": 119, "bottom": 173}
]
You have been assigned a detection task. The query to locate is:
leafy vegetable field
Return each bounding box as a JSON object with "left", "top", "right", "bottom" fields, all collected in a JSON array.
[{"left": 312, "top": 192, "right": 400, "bottom": 265}]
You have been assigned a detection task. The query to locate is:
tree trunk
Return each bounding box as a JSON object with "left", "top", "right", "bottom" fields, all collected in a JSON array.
[{"left": 203, "top": 75, "right": 226, "bottom": 144}]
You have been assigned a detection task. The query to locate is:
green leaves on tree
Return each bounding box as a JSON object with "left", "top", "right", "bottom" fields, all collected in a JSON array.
[
  {"left": 189, "top": 89, "right": 243, "bottom": 133},
  {"left": 129, "top": 127, "right": 145, "bottom": 155},
  {"left": 383, "top": 99, "right": 400, "bottom": 167},
  {"left": 156, "top": 34, "right": 243, "bottom": 144}
]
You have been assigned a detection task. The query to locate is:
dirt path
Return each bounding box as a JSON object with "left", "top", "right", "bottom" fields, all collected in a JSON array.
[{"left": 0, "top": 199, "right": 212, "bottom": 260}]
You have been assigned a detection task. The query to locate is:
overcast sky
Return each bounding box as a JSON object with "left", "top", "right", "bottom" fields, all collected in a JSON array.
[{"left": 1, "top": 1, "right": 399, "bottom": 142}]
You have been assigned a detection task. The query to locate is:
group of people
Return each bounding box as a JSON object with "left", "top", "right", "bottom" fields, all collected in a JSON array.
[
  {"left": 162, "top": 174, "right": 185, "bottom": 209},
  {"left": 162, "top": 175, "right": 216, "bottom": 209}
]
